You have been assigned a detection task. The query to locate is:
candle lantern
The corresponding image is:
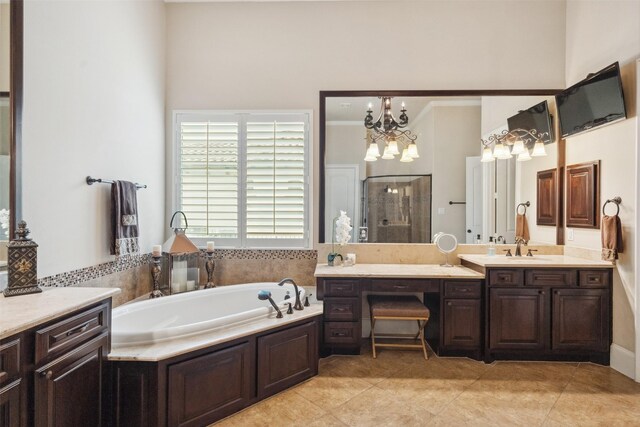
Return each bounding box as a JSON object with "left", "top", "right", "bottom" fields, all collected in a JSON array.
[
  {"left": 4, "top": 221, "right": 42, "bottom": 297},
  {"left": 162, "top": 211, "right": 200, "bottom": 294}
]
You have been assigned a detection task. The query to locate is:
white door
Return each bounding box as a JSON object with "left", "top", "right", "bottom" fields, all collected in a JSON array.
[
  {"left": 325, "top": 165, "right": 360, "bottom": 243},
  {"left": 465, "top": 156, "right": 483, "bottom": 243}
]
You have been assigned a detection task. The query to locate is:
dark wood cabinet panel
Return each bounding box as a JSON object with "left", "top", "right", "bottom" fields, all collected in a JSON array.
[
  {"left": 167, "top": 342, "right": 252, "bottom": 427},
  {"left": 323, "top": 298, "right": 360, "bottom": 322},
  {"left": 537, "top": 169, "right": 557, "bottom": 226},
  {"left": 444, "top": 281, "right": 481, "bottom": 298},
  {"left": 525, "top": 269, "right": 577, "bottom": 287},
  {"left": 578, "top": 270, "right": 610, "bottom": 288},
  {"left": 370, "top": 279, "right": 438, "bottom": 293},
  {"left": 443, "top": 299, "right": 481, "bottom": 348},
  {"left": 489, "top": 288, "right": 546, "bottom": 350},
  {"left": 323, "top": 322, "right": 360, "bottom": 345},
  {"left": 0, "top": 339, "right": 20, "bottom": 387},
  {"left": 35, "top": 302, "right": 109, "bottom": 365},
  {"left": 257, "top": 321, "right": 317, "bottom": 400},
  {"left": 488, "top": 269, "right": 523, "bottom": 286},
  {"left": 34, "top": 332, "right": 108, "bottom": 427},
  {"left": 322, "top": 279, "right": 360, "bottom": 297},
  {"left": 566, "top": 161, "right": 600, "bottom": 228},
  {"left": 552, "top": 289, "right": 609, "bottom": 351},
  {"left": 0, "top": 380, "right": 21, "bottom": 427}
]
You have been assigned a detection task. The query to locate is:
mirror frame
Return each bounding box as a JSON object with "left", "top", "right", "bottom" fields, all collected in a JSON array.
[
  {"left": 319, "top": 89, "right": 565, "bottom": 245},
  {"left": 9, "top": 0, "right": 23, "bottom": 239}
]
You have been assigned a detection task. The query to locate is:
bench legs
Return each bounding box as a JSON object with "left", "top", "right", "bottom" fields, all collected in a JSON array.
[{"left": 369, "top": 316, "right": 430, "bottom": 360}]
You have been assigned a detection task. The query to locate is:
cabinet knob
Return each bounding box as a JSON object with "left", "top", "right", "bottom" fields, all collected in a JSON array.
[
  {"left": 447, "top": 302, "right": 452, "bottom": 306},
  {"left": 539, "top": 291, "right": 545, "bottom": 295},
  {"left": 41, "top": 370, "right": 53, "bottom": 380}
]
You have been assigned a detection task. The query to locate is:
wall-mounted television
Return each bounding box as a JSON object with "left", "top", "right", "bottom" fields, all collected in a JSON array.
[
  {"left": 507, "top": 100, "right": 554, "bottom": 144},
  {"left": 555, "top": 62, "right": 627, "bottom": 138}
]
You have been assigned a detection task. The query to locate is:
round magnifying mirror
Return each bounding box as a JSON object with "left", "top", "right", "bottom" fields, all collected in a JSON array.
[{"left": 434, "top": 233, "right": 457, "bottom": 267}]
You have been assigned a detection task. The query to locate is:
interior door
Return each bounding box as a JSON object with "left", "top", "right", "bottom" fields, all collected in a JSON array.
[
  {"left": 465, "top": 156, "right": 483, "bottom": 243},
  {"left": 325, "top": 165, "right": 360, "bottom": 243}
]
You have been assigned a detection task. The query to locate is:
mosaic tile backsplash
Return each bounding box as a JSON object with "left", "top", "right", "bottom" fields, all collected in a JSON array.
[{"left": 37, "top": 250, "right": 319, "bottom": 307}]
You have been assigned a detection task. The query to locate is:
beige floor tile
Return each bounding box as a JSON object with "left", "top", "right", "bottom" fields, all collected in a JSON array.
[
  {"left": 292, "top": 374, "right": 374, "bottom": 409},
  {"left": 331, "top": 385, "right": 436, "bottom": 427},
  {"left": 212, "top": 388, "right": 326, "bottom": 426}
]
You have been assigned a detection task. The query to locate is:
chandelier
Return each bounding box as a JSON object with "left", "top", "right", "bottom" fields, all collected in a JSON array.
[
  {"left": 363, "top": 97, "right": 419, "bottom": 163},
  {"left": 480, "top": 128, "right": 548, "bottom": 162}
]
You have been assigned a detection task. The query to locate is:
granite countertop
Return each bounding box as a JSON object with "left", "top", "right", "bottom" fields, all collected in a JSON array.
[
  {"left": 108, "top": 303, "right": 324, "bottom": 362},
  {"left": 0, "top": 287, "right": 121, "bottom": 340},
  {"left": 314, "top": 263, "right": 485, "bottom": 279},
  {"left": 458, "top": 254, "right": 615, "bottom": 269}
]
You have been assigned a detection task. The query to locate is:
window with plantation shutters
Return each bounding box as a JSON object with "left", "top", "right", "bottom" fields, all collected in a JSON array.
[{"left": 174, "top": 112, "right": 310, "bottom": 248}]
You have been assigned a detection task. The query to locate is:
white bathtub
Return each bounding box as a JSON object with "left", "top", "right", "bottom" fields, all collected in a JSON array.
[{"left": 111, "top": 282, "right": 306, "bottom": 347}]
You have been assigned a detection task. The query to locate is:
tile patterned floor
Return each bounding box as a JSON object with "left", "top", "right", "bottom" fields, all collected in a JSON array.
[{"left": 213, "top": 346, "right": 640, "bottom": 426}]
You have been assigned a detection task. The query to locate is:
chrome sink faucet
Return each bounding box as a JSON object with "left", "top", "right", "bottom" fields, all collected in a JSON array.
[
  {"left": 277, "top": 278, "right": 304, "bottom": 311},
  {"left": 515, "top": 238, "right": 527, "bottom": 257}
]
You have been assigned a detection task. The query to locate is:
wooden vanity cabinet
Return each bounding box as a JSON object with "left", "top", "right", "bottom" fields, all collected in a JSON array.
[
  {"left": 440, "top": 280, "right": 483, "bottom": 359},
  {"left": 486, "top": 268, "right": 611, "bottom": 364},
  {"left": 317, "top": 278, "right": 362, "bottom": 354},
  {"left": 0, "top": 299, "right": 112, "bottom": 427}
]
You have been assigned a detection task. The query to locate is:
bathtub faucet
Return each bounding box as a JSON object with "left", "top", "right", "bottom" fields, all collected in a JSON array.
[
  {"left": 277, "top": 278, "right": 304, "bottom": 311},
  {"left": 258, "top": 290, "right": 283, "bottom": 318}
]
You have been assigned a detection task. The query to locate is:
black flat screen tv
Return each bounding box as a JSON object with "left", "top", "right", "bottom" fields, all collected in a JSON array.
[
  {"left": 507, "top": 100, "right": 554, "bottom": 144},
  {"left": 555, "top": 62, "right": 627, "bottom": 138}
]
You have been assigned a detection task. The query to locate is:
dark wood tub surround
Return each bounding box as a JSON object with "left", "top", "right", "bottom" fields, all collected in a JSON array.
[
  {"left": 109, "top": 316, "right": 321, "bottom": 427},
  {"left": 317, "top": 261, "right": 613, "bottom": 365}
]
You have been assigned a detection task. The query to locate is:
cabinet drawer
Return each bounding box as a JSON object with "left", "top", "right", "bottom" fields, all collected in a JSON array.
[
  {"left": 525, "top": 269, "right": 576, "bottom": 287},
  {"left": 323, "top": 279, "right": 360, "bottom": 297},
  {"left": 35, "top": 303, "right": 109, "bottom": 365},
  {"left": 324, "top": 322, "right": 360, "bottom": 345},
  {"left": 579, "top": 270, "right": 610, "bottom": 288},
  {"left": 324, "top": 298, "right": 360, "bottom": 321},
  {"left": 489, "top": 269, "right": 523, "bottom": 286},
  {"left": 370, "top": 279, "right": 437, "bottom": 293},
  {"left": 444, "top": 281, "right": 481, "bottom": 298},
  {"left": 0, "top": 339, "right": 20, "bottom": 386}
]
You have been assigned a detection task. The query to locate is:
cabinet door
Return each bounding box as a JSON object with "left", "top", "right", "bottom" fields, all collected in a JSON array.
[
  {"left": 443, "top": 299, "right": 481, "bottom": 348},
  {"left": 489, "top": 288, "right": 546, "bottom": 350},
  {"left": 257, "top": 321, "right": 317, "bottom": 400},
  {"left": 552, "top": 289, "right": 609, "bottom": 351},
  {"left": 0, "top": 380, "right": 21, "bottom": 427},
  {"left": 167, "top": 342, "right": 252, "bottom": 427},
  {"left": 35, "top": 333, "right": 108, "bottom": 427}
]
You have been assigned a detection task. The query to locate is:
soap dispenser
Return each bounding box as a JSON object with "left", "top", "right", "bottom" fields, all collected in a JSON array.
[{"left": 487, "top": 236, "right": 496, "bottom": 256}]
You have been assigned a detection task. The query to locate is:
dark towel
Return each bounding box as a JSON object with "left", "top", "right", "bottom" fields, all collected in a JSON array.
[
  {"left": 601, "top": 215, "right": 623, "bottom": 261},
  {"left": 515, "top": 213, "right": 530, "bottom": 243},
  {"left": 111, "top": 181, "right": 140, "bottom": 256}
]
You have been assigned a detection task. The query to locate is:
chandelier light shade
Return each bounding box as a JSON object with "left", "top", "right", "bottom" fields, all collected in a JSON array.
[
  {"left": 481, "top": 128, "right": 549, "bottom": 163},
  {"left": 362, "top": 97, "right": 418, "bottom": 163}
]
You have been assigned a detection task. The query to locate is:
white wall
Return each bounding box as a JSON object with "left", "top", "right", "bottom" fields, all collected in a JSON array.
[
  {"left": 22, "top": 0, "right": 166, "bottom": 277},
  {"left": 0, "top": 3, "right": 9, "bottom": 92},
  {"left": 166, "top": 0, "right": 567, "bottom": 244},
  {"left": 564, "top": 0, "right": 640, "bottom": 374}
]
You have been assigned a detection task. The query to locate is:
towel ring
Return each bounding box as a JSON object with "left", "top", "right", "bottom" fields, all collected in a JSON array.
[
  {"left": 516, "top": 201, "right": 530, "bottom": 215},
  {"left": 603, "top": 197, "right": 622, "bottom": 216}
]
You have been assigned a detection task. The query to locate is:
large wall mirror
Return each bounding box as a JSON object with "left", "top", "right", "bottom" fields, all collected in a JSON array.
[
  {"left": 320, "top": 90, "right": 564, "bottom": 245},
  {"left": 1, "top": 0, "right": 23, "bottom": 271}
]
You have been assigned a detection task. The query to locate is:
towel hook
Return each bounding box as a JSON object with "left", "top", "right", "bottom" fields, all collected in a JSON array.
[
  {"left": 603, "top": 197, "right": 622, "bottom": 216},
  {"left": 516, "top": 201, "right": 530, "bottom": 215}
]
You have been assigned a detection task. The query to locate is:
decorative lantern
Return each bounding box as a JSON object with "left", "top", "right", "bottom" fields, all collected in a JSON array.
[
  {"left": 162, "top": 211, "right": 200, "bottom": 294},
  {"left": 4, "top": 220, "right": 42, "bottom": 297}
]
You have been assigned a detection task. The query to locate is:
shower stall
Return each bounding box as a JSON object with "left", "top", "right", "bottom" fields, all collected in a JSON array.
[{"left": 361, "top": 175, "right": 432, "bottom": 243}]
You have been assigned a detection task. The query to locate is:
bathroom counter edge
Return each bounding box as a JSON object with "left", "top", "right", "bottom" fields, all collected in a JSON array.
[
  {"left": 0, "top": 287, "right": 121, "bottom": 340},
  {"left": 314, "top": 263, "right": 485, "bottom": 279}
]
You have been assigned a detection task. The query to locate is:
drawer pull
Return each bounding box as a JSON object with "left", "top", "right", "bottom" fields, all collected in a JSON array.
[
  {"left": 333, "top": 307, "right": 348, "bottom": 312},
  {"left": 447, "top": 302, "right": 452, "bottom": 306},
  {"left": 41, "top": 370, "right": 53, "bottom": 380},
  {"left": 332, "top": 332, "right": 347, "bottom": 337},
  {"left": 458, "top": 288, "right": 469, "bottom": 292},
  {"left": 539, "top": 290, "right": 545, "bottom": 295},
  {"left": 588, "top": 276, "right": 599, "bottom": 282},
  {"left": 393, "top": 285, "right": 409, "bottom": 289},
  {"left": 65, "top": 322, "right": 92, "bottom": 337}
]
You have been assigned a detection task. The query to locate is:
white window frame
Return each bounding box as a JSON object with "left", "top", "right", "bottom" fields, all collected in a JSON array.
[{"left": 171, "top": 110, "right": 313, "bottom": 249}]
